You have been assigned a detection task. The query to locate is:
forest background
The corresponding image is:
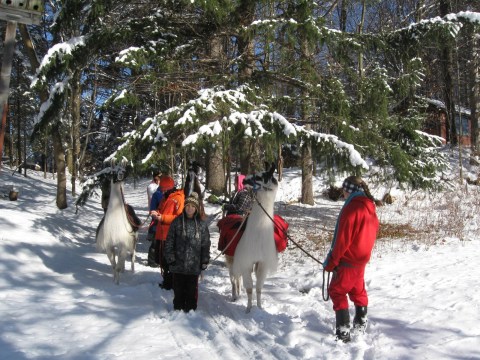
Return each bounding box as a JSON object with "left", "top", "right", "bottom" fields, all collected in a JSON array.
[{"left": 1, "top": 0, "right": 480, "bottom": 208}]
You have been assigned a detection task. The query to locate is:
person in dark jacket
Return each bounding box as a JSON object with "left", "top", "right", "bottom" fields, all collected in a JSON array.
[
  {"left": 323, "top": 176, "right": 379, "bottom": 343},
  {"left": 165, "top": 192, "right": 210, "bottom": 312}
]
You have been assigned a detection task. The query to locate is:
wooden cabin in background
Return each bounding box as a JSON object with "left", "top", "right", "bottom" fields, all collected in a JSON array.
[{"left": 424, "top": 99, "right": 471, "bottom": 146}]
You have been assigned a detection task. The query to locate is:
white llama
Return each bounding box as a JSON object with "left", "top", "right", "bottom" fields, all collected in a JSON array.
[
  {"left": 231, "top": 164, "right": 278, "bottom": 312},
  {"left": 96, "top": 173, "right": 138, "bottom": 284}
]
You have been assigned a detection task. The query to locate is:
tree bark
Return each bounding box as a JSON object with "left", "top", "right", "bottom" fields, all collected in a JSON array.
[
  {"left": 52, "top": 124, "right": 68, "bottom": 209},
  {"left": 440, "top": 0, "right": 457, "bottom": 145},
  {"left": 301, "top": 143, "right": 314, "bottom": 205},
  {"left": 468, "top": 25, "right": 480, "bottom": 152},
  {"left": 70, "top": 70, "right": 82, "bottom": 196},
  {"left": 298, "top": 2, "right": 314, "bottom": 205},
  {"left": 19, "top": 23, "right": 68, "bottom": 208},
  {"left": 206, "top": 142, "right": 225, "bottom": 195}
]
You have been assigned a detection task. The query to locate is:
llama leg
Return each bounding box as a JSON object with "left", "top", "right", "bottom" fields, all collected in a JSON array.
[
  {"left": 235, "top": 275, "right": 241, "bottom": 300},
  {"left": 242, "top": 270, "right": 254, "bottom": 313},
  {"left": 113, "top": 252, "right": 128, "bottom": 285},
  {"left": 106, "top": 247, "right": 119, "bottom": 284},
  {"left": 111, "top": 248, "right": 120, "bottom": 285},
  {"left": 230, "top": 274, "right": 241, "bottom": 302},
  {"left": 230, "top": 271, "right": 238, "bottom": 301},
  {"left": 226, "top": 256, "right": 240, "bottom": 301},
  {"left": 131, "top": 235, "right": 137, "bottom": 272},
  {"left": 131, "top": 250, "right": 135, "bottom": 273},
  {"left": 245, "top": 288, "right": 253, "bottom": 313},
  {"left": 255, "top": 262, "right": 268, "bottom": 309},
  {"left": 114, "top": 270, "right": 120, "bottom": 285},
  {"left": 118, "top": 249, "right": 127, "bottom": 273},
  {"left": 107, "top": 247, "right": 116, "bottom": 270}
]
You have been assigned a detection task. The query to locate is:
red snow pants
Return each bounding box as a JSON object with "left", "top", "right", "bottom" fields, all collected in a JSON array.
[{"left": 328, "top": 265, "right": 368, "bottom": 311}]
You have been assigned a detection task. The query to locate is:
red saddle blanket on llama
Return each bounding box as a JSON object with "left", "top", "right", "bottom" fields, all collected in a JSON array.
[{"left": 217, "top": 214, "right": 289, "bottom": 256}]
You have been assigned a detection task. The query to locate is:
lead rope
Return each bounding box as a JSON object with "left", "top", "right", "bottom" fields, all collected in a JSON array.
[
  {"left": 254, "top": 195, "right": 331, "bottom": 301},
  {"left": 120, "top": 185, "right": 150, "bottom": 232}
]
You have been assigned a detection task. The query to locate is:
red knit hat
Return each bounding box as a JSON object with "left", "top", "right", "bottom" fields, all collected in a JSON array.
[{"left": 160, "top": 176, "right": 175, "bottom": 192}]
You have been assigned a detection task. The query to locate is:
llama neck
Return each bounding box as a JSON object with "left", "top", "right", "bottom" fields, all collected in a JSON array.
[
  {"left": 108, "top": 182, "right": 124, "bottom": 209},
  {"left": 253, "top": 189, "right": 277, "bottom": 216}
]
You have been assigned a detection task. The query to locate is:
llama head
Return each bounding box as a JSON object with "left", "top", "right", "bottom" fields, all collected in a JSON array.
[
  {"left": 106, "top": 158, "right": 128, "bottom": 183},
  {"left": 184, "top": 161, "right": 203, "bottom": 197},
  {"left": 243, "top": 162, "right": 278, "bottom": 193}
]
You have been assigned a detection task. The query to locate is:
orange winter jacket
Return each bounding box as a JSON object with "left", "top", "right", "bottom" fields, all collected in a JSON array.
[{"left": 155, "top": 189, "right": 185, "bottom": 241}]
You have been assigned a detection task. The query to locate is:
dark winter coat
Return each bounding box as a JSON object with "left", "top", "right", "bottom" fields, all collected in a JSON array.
[{"left": 165, "top": 213, "right": 210, "bottom": 275}]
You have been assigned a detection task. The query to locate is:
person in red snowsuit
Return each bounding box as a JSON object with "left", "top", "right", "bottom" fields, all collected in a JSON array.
[{"left": 323, "top": 176, "right": 379, "bottom": 343}]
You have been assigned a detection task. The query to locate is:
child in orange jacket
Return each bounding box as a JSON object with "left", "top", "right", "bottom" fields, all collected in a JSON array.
[{"left": 150, "top": 175, "right": 185, "bottom": 289}]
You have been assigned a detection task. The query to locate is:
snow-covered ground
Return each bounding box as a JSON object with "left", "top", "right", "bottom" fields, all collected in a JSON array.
[{"left": 0, "top": 158, "right": 479, "bottom": 359}]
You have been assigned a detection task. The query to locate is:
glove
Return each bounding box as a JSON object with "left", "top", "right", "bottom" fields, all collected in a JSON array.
[
  {"left": 201, "top": 263, "right": 208, "bottom": 270},
  {"left": 324, "top": 261, "right": 337, "bottom": 272}
]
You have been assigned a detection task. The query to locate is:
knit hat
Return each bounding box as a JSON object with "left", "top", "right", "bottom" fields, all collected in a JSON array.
[
  {"left": 185, "top": 192, "right": 200, "bottom": 212},
  {"left": 342, "top": 178, "right": 363, "bottom": 194},
  {"left": 160, "top": 176, "right": 175, "bottom": 192}
]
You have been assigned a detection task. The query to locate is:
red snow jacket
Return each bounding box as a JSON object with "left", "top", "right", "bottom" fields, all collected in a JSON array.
[{"left": 324, "top": 194, "right": 379, "bottom": 271}]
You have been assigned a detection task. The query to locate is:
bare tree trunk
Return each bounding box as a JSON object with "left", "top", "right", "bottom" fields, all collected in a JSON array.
[
  {"left": 236, "top": 0, "right": 257, "bottom": 176},
  {"left": 19, "top": 23, "right": 68, "bottom": 208},
  {"left": 7, "top": 112, "right": 13, "bottom": 164},
  {"left": 203, "top": 33, "right": 226, "bottom": 192},
  {"left": 206, "top": 142, "right": 225, "bottom": 195},
  {"left": 0, "top": 103, "right": 7, "bottom": 169},
  {"left": 79, "top": 65, "right": 98, "bottom": 177},
  {"left": 298, "top": 2, "right": 314, "bottom": 205},
  {"left": 301, "top": 143, "right": 314, "bottom": 205},
  {"left": 70, "top": 70, "right": 82, "bottom": 196},
  {"left": 440, "top": 0, "right": 457, "bottom": 145},
  {"left": 52, "top": 124, "right": 67, "bottom": 209},
  {"left": 339, "top": 0, "right": 348, "bottom": 32},
  {"left": 277, "top": 142, "right": 283, "bottom": 181},
  {"left": 0, "top": 21, "right": 16, "bottom": 166},
  {"left": 16, "top": 106, "right": 21, "bottom": 173},
  {"left": 357, "top": 0, "right": 366, "bottom": 104},
  {"left": 469, "top": 25, "right": 480, "bottom": 153}
]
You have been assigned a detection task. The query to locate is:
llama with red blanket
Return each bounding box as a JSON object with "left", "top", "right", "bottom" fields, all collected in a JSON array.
[
  {"left": 218, "top": 212, "right": 288, "bottom": 303},
  {"left": 217, "top": 164, "right": 288, "bottom": 312}
]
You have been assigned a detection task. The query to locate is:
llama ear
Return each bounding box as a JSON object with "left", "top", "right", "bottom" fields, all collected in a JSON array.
[{"left": 267, "top": 162, "right": 275, "bottom": 177}]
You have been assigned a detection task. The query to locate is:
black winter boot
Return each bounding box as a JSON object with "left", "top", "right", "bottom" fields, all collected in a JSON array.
[
  {"left": 353, "top": 306, "right": 368, "bottom": 333},
  {"left": 147, "top": 242, "right": 158, "bottom": 267},
  {"left": 335, "top": 309, "right": 351, "bottom": 343}
]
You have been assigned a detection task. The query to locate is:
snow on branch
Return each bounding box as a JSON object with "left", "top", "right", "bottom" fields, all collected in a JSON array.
[
  {"left": 32, "top": 36, "right": 86, "bottom": 87},
  {"left": 106, "top": 85, "right": 368, "bottom": 170}
]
